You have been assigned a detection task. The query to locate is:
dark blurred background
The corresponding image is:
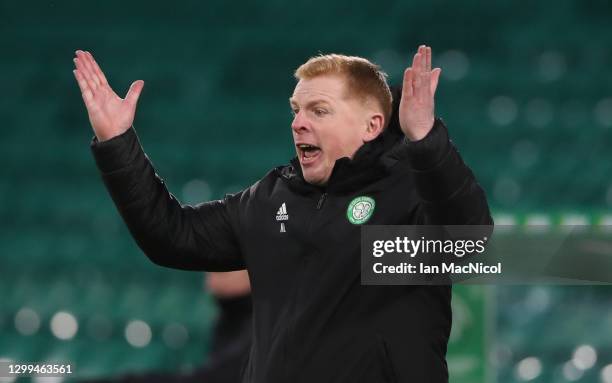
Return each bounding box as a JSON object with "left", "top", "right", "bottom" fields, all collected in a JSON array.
[{"left": 1, "top": 0, "right": 611, "bottom": 382}]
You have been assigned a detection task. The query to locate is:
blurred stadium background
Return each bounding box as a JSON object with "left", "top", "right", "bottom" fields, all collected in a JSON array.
[{"left": 1, "top": 0, "right": 611, "bottom": 382}]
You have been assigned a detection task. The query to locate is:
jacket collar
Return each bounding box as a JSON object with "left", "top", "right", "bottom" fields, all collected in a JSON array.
[{"left": 277, "top": 86, "right": 405, "bottom": 194}]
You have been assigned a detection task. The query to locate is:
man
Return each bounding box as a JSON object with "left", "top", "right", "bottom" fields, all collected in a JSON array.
[{"left": 73, "top": 45, "right": 492, "bottom": 382}]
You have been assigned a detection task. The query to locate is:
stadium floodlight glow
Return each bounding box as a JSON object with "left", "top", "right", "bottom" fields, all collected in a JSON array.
[
  {"left": 515, "top": 356, "right": 542, "bottom": 381},
  {"left": 14, "top": 307, "right": 40, "bottom": 336},
  {"left": 125, "top": 320, "right": 152, "bottom": 348},
  {"left": 50, "top": 311, "right": 78, "bottom": 341},
  {"left": 572, "top": 344, "right": 597, "bottom": 370}
]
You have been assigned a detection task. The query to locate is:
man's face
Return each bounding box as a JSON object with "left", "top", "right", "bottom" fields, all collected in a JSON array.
[{"left": 289, "top": 75, "right": 382, "bottom": 186}]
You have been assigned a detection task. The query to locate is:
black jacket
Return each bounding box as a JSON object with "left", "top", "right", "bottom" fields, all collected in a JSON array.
[{"left": 90, "top": 88, "right": 492, "bottom": 383}]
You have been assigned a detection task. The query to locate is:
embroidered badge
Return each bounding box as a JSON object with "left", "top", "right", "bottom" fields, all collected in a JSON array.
[{"left": 347, "top": 196, "right": 375, "bottom": 225}]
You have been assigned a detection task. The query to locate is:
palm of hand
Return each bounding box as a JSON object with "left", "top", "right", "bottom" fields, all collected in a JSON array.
[
  {"left": 399, "top": 45, "right": 442, "bottom": 141},
  {"left": 73, "top": 50, "right": 144, "bottom": 141}
]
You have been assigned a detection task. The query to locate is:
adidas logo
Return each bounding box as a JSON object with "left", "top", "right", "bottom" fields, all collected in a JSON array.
[{"left": 276, "top": 202, "right": 289, "bottom": 221}]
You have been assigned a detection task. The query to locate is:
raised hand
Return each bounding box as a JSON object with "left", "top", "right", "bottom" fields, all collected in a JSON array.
[
  {"left": 72, "top": 50, "right": 144, "bottom": 141},
  {"left": 399, "top": 45, "right": 442, "bottom": 141}
]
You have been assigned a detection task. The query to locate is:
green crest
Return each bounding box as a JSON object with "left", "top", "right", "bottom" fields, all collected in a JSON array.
[{"left": 347, "top": 196, "right": 375, "bottom": 225}]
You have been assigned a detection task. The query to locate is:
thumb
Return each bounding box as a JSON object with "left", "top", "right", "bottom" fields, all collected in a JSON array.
[
  {"left": 125, "top": 80, "right": 144, "bottom": 105},
  {"left": 430, "top": 68, "right": 441, "bottom": 96}
]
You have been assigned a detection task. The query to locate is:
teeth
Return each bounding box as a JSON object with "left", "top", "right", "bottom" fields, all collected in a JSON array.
[{"left": 298, "top": 144, "right": 318, "bottom": 150}]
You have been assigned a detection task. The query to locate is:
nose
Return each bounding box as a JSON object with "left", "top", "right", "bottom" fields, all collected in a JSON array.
[{"left": 291, "top": 111, "right": 309, "bottom": 134}]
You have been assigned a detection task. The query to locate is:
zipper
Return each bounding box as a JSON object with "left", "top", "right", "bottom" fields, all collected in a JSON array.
[
  {"left": 284, "top": 192, "right": 326, "bottom": 380},
  {"left": 316, "top": 192, "right": 327, "bottom": 210},
  {"left": 283, "top": 191, "right": 327, "bottom": 380}
]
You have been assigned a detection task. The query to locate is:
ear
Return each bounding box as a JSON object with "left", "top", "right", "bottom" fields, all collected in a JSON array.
[{"left": 363, "top": 112, "right": 385, "bottom": 142}]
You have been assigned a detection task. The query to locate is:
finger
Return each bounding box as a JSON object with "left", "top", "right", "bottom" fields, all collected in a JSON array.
[
  {"left": 413, "top": 70, "right": 422, "bottom": 100},
  {"left": 74, "top": 52, "right": 97, "bottom": 91},
  {"left": 125, "top": 80, "right": 144, "bottom": 105},
  {"left": 421, "top": 46, "right": 427, "bottom": 72},
  {"left": 85, "top": 51, "right": 109, "bottom": 87},
  {"left": 74, "top": 56, "right": 98, "bottom": 92},
  {"left": 431, "top": 68, "right": 441, "bottom": 95},
  {"left": 73, "top": 69, "right": 94, "bottom": 107},
  {"left": 411, "top": 52, "right": 421, "bottom": 74},
  {"left": 402, "top": 68, "right": 414, "bottom": 98},
  {"left": 72, "top": 69, "right": 89, "bottom": 96},
  {"left": 426, "top": 47, "right": 432, "bottom": 72},
  {"left": 415, "top": 72, "right": 431, "bottom": 103},
  {"left": 79, "top": 51, "right": 101, "bottom": 88}
]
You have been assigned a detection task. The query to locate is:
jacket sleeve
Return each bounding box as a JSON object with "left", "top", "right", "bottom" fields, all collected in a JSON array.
[
  {"left": 403, "top": 118, "right": 493, "bottom": 226},
  {"left": 90, "top": 126, "right": 245, "bottom": 272}
]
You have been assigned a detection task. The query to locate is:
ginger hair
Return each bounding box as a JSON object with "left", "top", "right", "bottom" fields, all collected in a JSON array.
[{"left": 294, "top": 54, "right": 393, "bottom": 127}]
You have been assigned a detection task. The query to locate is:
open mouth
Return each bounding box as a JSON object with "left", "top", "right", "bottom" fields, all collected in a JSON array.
[{"left": 296, "top": 144, "right": 322, "bottom": 165}]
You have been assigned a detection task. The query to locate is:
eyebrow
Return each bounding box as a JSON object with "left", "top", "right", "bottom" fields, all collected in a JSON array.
[{"left": 288, "top": 98, "right": 332, "bottom": 108}]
